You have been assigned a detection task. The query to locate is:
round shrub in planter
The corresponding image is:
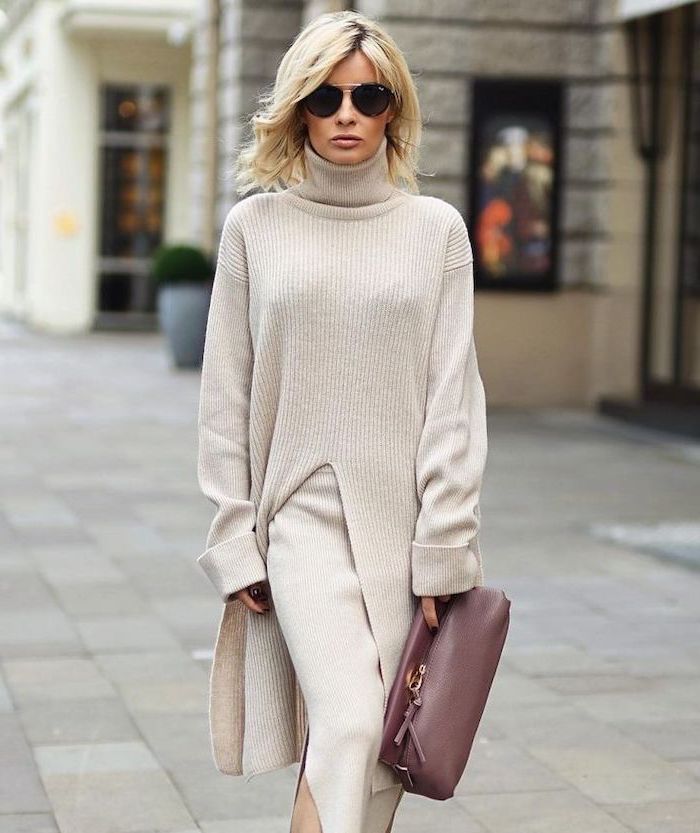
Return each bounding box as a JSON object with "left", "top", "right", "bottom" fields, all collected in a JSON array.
[{"left": 151, "top": 244, "right": 214, "bottom": 369}]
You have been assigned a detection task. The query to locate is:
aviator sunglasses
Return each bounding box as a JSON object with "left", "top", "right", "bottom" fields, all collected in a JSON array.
[{"left": 302, "top": 82, "right": 395, "bottom": 118}]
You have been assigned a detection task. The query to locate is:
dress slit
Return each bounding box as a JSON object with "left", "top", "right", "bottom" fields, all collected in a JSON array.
[
  {"left": 267, "top": 462, "right": 403, "bottom": 832},
  {"left": 289, "top": 720, "right": 322, "bottom": 832},
  {"left": 291, "top": 719, "right": 310, "bottom": 811}
]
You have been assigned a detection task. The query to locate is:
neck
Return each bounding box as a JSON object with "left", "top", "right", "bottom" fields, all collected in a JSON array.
[{"left": 291, "top": 134, "right": 395, "bottom": 208}]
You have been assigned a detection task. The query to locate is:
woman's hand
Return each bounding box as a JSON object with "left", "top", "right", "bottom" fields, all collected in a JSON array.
[
  {"left": 233, "top": 581, "right": 271, "bottom": 614},
  {"left": 421, "top": 594, "right": 451, "bottom": 632}
]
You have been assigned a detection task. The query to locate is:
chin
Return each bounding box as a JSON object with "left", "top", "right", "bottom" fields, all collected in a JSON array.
[{"left": 325, "top": 144, "right": 369, "bottom": 165}]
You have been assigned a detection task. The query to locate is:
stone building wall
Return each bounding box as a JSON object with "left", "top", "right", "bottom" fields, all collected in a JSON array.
[
  {"left": 189, "top": 0, "right": 666, "bottom": 407},
  {"left": 191, "top": 0, "right": 623, "bottom": 290}
]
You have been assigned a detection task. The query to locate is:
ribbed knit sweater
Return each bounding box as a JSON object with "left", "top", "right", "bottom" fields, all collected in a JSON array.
[{"left": 196, "top": 133, "right": 488, "bottom": 794}]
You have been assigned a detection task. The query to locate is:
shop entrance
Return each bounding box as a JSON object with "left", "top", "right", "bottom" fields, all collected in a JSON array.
[
  {"left": 602, "top": 4, "right": 700, "bottom": 437},
  {"left": 94, "top": 83, "right": 170, "bottom": 330}
]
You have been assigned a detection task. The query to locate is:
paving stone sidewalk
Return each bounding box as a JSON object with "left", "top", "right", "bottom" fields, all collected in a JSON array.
[{"left": 1, "top": 319, "right": 699, "bottom": 833}]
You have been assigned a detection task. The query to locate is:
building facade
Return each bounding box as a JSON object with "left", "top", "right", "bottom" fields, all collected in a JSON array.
[
  {"left": 0, "top": 0, "right": 195, "bottom": 332},
  {"left": 1, "top": 0, "right": 698, "bottom": 427},
  {"left": 186, "top": 0, "right": 699, "bottom": 428}
]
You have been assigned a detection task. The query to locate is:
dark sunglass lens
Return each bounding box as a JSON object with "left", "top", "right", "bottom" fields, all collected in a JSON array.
[
  {"left": 353, "top": 84, "right": 392, "bottom": 116},
  {"left": 304, "top": 85, "right": 342, "bottom": 117}
]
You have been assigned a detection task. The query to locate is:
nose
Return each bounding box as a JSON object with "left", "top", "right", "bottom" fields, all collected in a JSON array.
[{"left": 336, "top": 89, "right": 357, "bottom": 122}]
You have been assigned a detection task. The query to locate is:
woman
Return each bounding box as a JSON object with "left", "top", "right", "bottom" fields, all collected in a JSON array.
[{"left": 196, "top": 10, "right": 488, "bottom": 833}]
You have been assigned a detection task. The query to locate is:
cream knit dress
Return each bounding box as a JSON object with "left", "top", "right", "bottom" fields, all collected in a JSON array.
[
  {"left": 196, "top": 133, "right": 488, "bottom": 815},
  {"left": 267, "top": 461, "right": 404, "bottom": 831}
]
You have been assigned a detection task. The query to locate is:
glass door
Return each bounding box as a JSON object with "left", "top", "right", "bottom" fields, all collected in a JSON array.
[
  {"left": 95, "top": 83, "right": 170, "bottom": 329},
  {"left": 643, "top": 5, "right": 700, "bottom": 402},
  {"left": 673, "top": 7, "right": 700, "bottom": 395}
]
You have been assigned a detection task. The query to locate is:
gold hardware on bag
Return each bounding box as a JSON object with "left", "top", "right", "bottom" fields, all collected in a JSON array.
[{"left": 407, "top": 663, "right": 426, "bottom": 700}]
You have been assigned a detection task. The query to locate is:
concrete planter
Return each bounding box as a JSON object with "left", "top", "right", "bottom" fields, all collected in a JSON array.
[{"left": 157, "top": 282, "right": 211, "bottom": 369}]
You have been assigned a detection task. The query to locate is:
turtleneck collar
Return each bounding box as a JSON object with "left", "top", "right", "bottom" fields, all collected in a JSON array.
[{"left": 290, "top": 133, "right": 396, "bottom": 208}]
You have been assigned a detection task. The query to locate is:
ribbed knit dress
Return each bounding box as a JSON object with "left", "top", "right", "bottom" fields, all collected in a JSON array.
[{"left": 196, "top": 133, "right": 488, "bottom": 810}]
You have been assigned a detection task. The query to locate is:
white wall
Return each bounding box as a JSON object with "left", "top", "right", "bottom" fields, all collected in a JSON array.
[{"left": 0, "top": 0, "right": 193, "bottom": 333}]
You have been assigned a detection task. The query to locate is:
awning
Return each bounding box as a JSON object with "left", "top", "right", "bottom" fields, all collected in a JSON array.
[
  {"left": 619, "top": 0, "right": 696, "bottom": 19},
  {"left": 59, "top": 0, "right": 195, "bottom": 41}
]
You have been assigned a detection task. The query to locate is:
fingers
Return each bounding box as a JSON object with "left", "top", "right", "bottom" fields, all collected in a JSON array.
[
  {"left": 420, "top": 594, "right": 452, "bottom": 632},
  {"left": 234, "top": 582, "right": 271, "bottom": 614},
  {"left": 420, "top": 596, "right": 438, "bottom": 632}
]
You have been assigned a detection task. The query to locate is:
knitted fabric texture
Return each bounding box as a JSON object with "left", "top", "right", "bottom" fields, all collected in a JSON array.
[{"left": 196, "top": 132, "right": 488, "bottom": 793}]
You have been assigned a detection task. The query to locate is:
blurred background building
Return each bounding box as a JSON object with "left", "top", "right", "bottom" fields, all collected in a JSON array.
[
  {"left": 0, "top": 0, "right": 698, "bottom": 434},
  {"left": 0, "top": 0, "right": 195, "bottom": 333}
]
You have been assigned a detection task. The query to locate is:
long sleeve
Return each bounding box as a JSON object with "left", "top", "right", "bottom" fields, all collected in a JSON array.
[
  {"left": 411, "top": 209, "right": 488, "bottom": 597},
  {"left": 196, "top": 205, "right": 268, "bottom": 602}
]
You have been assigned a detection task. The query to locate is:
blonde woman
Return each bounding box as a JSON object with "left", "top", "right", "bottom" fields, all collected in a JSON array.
[{"left": 196, "top": 9, "right": 488, "bottom": 833}]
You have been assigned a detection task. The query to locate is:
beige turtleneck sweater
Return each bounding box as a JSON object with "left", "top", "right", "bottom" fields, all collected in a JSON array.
[{"left": 196, "top": 133, "right": 488, "bottom": 792}]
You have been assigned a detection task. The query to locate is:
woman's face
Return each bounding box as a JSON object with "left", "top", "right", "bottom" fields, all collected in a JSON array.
[{"left": 300, "top": 49, "right": 395, "bottom": 165}]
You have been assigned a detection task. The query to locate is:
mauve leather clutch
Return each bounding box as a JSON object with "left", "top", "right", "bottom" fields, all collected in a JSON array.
[{"left": 379, "top": 585, "right": 511, "bottom": 799}]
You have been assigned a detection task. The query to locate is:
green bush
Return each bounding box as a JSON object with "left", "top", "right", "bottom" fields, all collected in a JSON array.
[{"left": 150, "top": 244, "right": 214, "bottom": 287}]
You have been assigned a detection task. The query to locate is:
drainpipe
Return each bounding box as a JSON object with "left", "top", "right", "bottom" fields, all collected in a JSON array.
[
  {"left": 625, "top": 12, "right": 665, "bottom": 400},
  {"left": 203, "top": 0, "right": 220, "bottom": 254}
]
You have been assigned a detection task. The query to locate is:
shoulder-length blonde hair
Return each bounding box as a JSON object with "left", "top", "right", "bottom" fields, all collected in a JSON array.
[{"left": 232, "top": 10, "right": 424, "bottom": 196}]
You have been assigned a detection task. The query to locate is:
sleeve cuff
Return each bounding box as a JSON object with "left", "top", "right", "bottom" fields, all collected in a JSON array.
[
  {"left": 197, "top": 531, "right": 268, "bottom": 602},
  {"left": 410, "top": 540, "right": 481, "bottom": 597}
]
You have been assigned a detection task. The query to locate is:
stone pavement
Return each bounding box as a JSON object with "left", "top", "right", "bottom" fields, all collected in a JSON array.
[{"left": 1, "top": 318, "right": 699, "bottom": 833}]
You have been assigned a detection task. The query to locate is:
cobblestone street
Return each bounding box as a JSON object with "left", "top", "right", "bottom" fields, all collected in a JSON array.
[{"left": 1, "top": 319, "right": 699, "bottom": 833}]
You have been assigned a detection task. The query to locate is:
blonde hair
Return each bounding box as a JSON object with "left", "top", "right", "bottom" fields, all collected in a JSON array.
[{"left": 232, "top": 10, "right": 424, "bottom": 196}]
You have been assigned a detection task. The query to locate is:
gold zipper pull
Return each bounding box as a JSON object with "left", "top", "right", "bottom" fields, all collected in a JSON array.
[{"left": 407, "top": 663, "right": 427, "bottom": 701}]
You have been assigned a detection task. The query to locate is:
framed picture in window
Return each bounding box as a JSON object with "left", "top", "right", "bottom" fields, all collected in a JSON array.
[{"left": 468, "top": 78, "right": 564, "bottom": 291}]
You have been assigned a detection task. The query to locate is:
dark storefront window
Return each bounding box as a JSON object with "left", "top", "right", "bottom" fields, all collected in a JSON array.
[
  {"left": 468, "top": 79, "right": 564, "bottom": 292},
  {"left": 96, "top": 84, "right": 170, "bottom": 327}
]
